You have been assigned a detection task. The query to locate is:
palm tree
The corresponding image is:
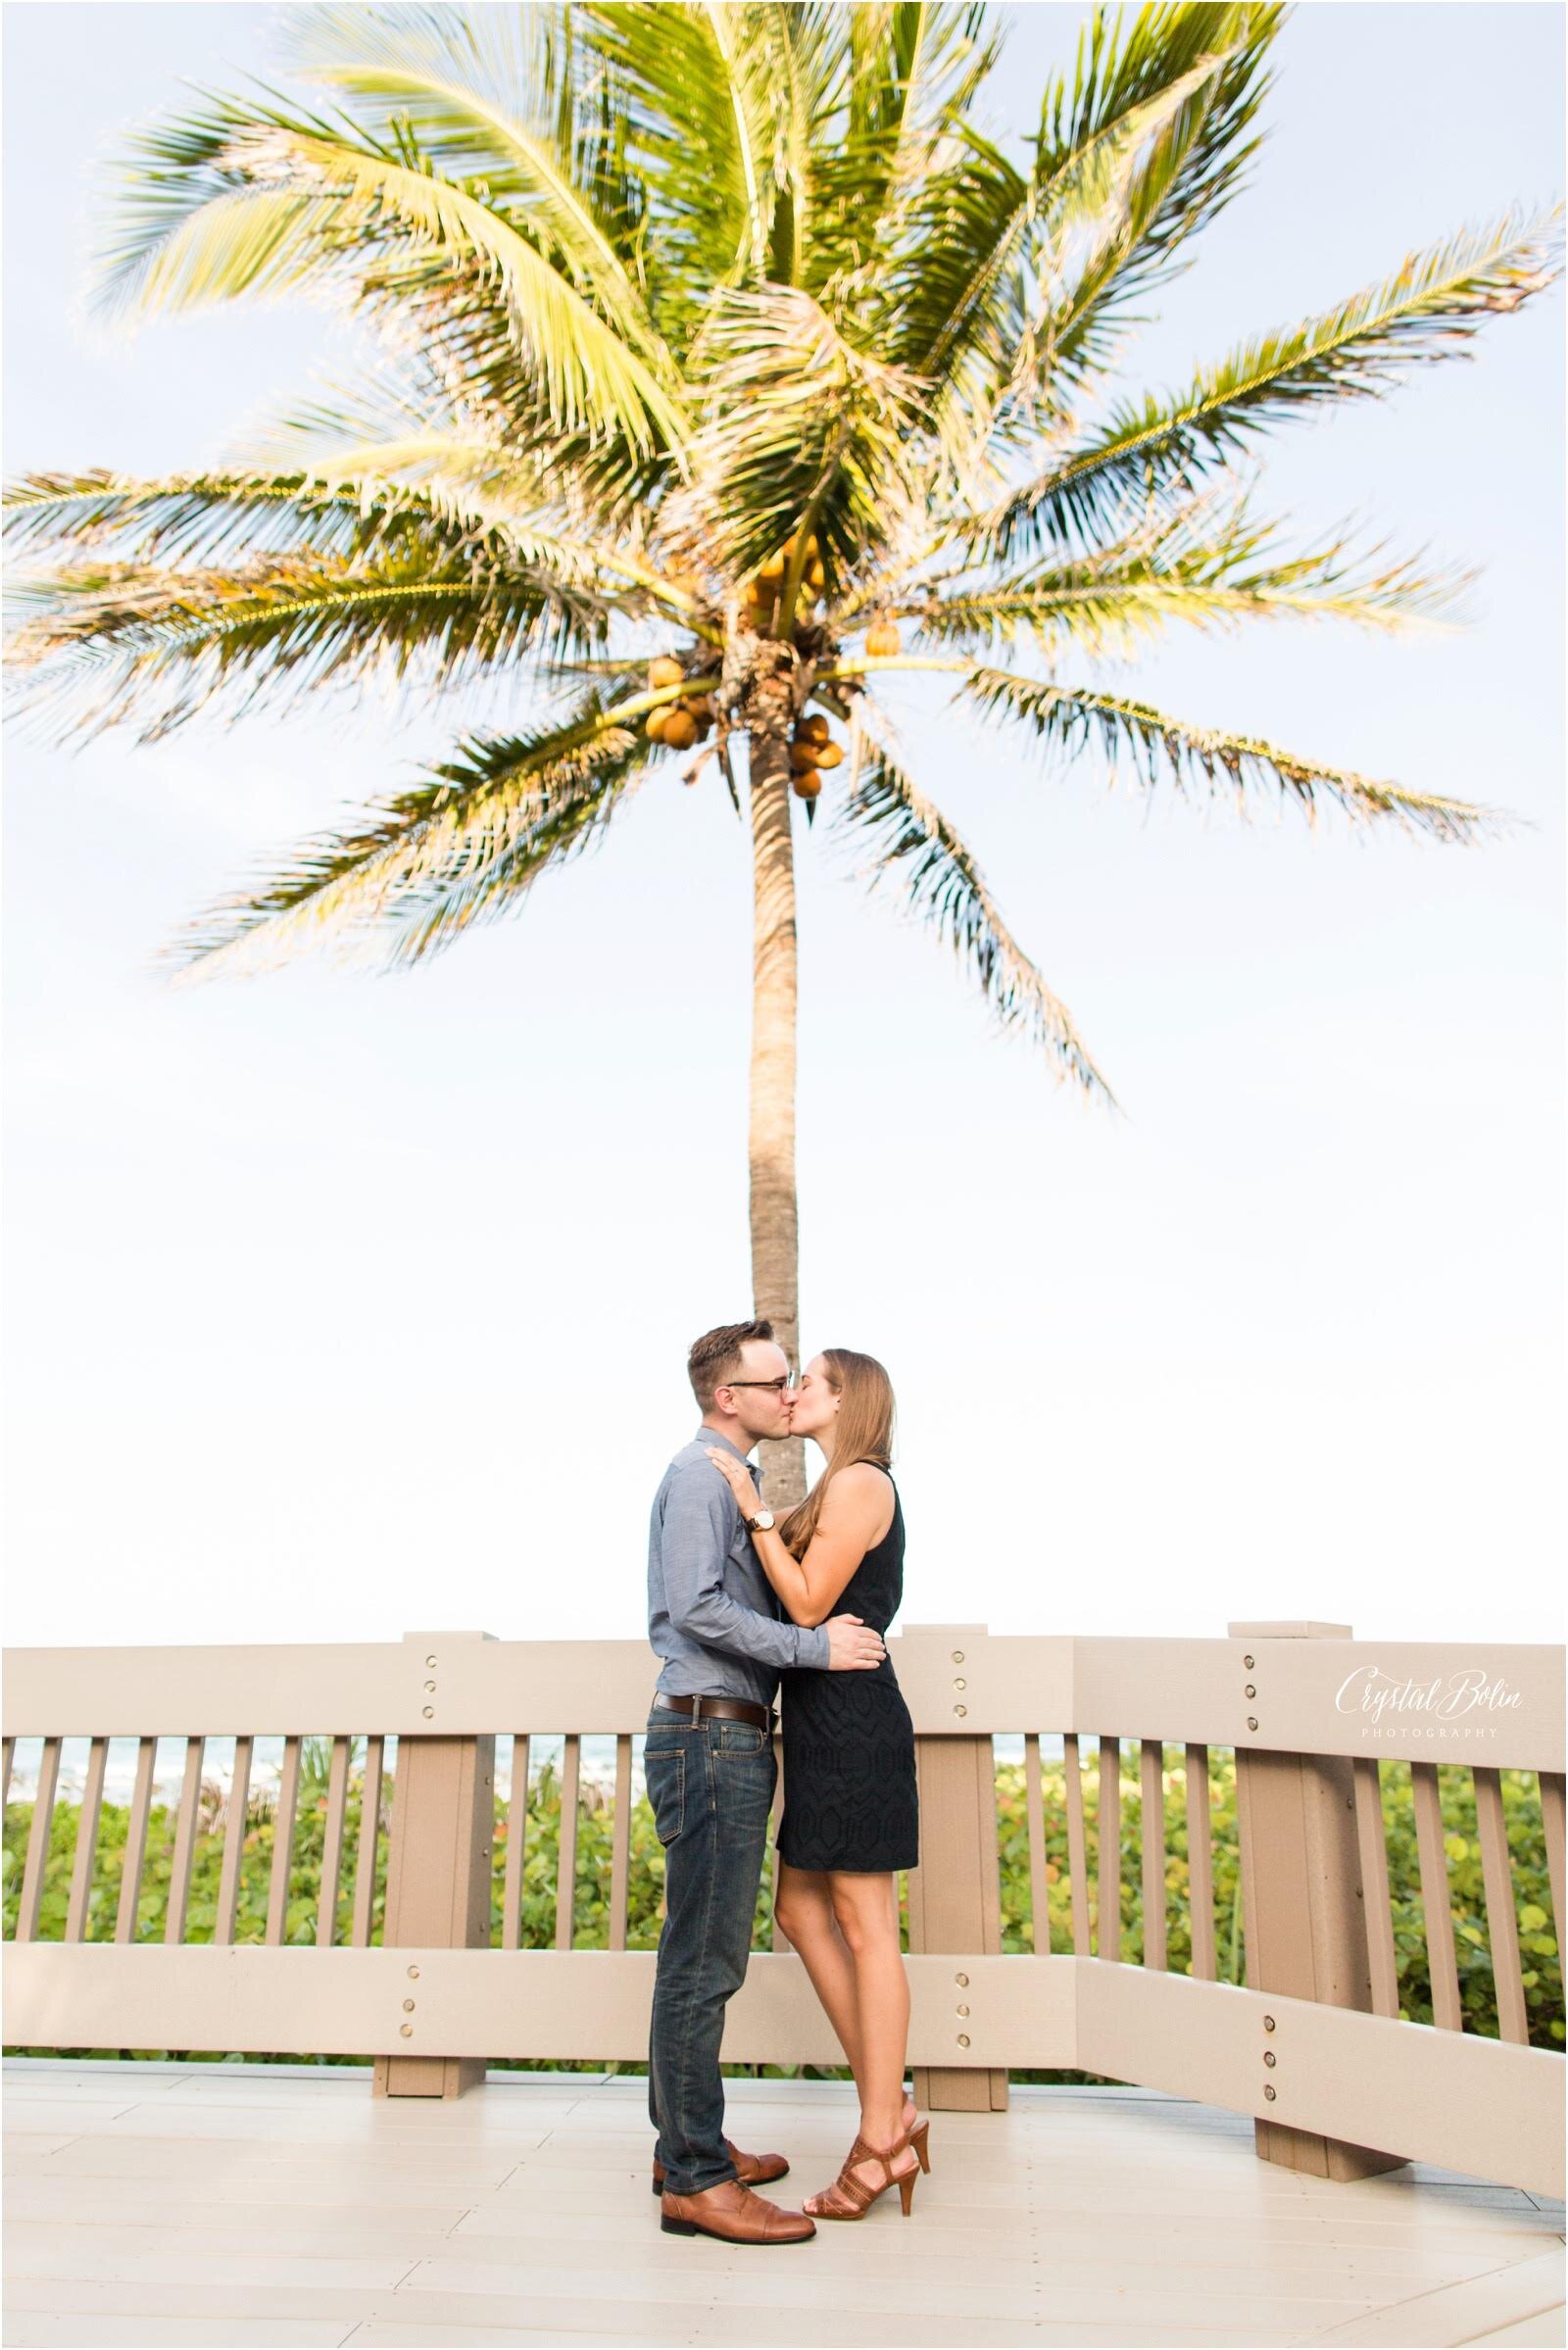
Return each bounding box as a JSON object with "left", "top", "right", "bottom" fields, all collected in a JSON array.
[{"left": 4, "top": 4, "right": 1557, "bottom": 1505}]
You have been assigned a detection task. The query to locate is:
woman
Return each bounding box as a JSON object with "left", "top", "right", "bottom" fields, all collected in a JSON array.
[{"left": 705, "top": 1346, "right": 928, "bottom": 2221}]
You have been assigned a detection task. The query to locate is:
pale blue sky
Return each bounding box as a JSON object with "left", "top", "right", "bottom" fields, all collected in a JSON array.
[{"left": 3, "top": 2, "right": 1563, "bottom": 1651}]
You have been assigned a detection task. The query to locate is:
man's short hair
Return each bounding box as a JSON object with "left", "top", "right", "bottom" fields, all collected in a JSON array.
[{"left": 688, "top": 1318, "right": 775, "bottom": 1411}]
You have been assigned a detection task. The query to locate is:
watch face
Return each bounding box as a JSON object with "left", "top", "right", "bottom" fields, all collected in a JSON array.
[{"left": 754, "top": 1510, "right": 774, "bottom": 1530}]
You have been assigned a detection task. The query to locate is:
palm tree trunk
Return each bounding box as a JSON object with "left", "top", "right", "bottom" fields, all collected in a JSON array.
[{"left": 746, "top": 679, "right": 807, "bottom": 1512}]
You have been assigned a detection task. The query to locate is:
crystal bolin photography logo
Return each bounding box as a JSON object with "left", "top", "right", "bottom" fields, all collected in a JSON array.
[{"left": 1335, "top": 1665, "right": 1524, "bottom": 1744}]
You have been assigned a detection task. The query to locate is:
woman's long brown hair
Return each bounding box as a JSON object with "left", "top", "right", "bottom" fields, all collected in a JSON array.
[{"left": 778, "top": 1348, "right": 897, "bottom": 1558}]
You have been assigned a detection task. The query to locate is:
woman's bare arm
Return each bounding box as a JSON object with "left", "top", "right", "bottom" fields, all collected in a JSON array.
[{"left": 706, "top": 1451, "right": 894, "bottom": 1627}]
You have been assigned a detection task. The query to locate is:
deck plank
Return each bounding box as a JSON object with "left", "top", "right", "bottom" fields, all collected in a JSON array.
[
  {"left": 1304, "top": 2249, "right": 1567, "bottom": 2346},
  {"left": 0, "top": 2321, "right": 348, "bottom": 2348},
  {"left": 2, "top": 2061, "right": 1560, "bottom": 2350}
]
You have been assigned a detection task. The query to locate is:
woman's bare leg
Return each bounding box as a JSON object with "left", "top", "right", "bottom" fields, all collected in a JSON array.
[
  {"left": 804, "top": 1871, "right": 916, "bottom": 2212},
  {"left": 773, "top": 1862, "right": 916, "bottom": 2131},
  {"left": 773, "top": 1862, "right": 864, "bottom": 2077}
]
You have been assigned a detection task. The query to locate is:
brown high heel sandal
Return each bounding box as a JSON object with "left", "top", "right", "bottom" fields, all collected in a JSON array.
[
  {"left": 906, "top": 2107, "right": 932, "bottom": 2173},
  {"left": 806, "top": 2124, "right": 920, "bottom": 2222}
]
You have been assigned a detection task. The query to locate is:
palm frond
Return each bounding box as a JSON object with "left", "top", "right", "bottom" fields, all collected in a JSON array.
[
  {"left": 5, "top": 549, "right": 622, "bottom": 747},
  {"left": 891, "top": 38, "right": 1245, "bottom": 452},
  {"left": 830, "top": 708, "right": 1112, "bottom": 1099},
  {"left": 826, "top": 0, "right": 1001, "bottom": 274},
  {"left": 982, "top": 206, "right": 1565, "bottom": 558},
  {"left": 281, "top": 2, "right": 677, "bottom": 376},
  {"left": 90, "top": 89, "right": 689, "bottom": 459},
  {"left": 2, "top": 464, "right": 485, "bottom": 566},
  {"left": 911, "top": 490, "right": 1470, "bottom": 657},
  {"left": 963, "top": 665, "right": 1508, "bottom": 841},
  {"left": 163, "top": 689, "right": 659, "bottom": 980},
  {"left": 574, "top": 2, "right": 772, "bottom": 323},
  {"left": 1026, "top": 2, "right": 1283, "bottom": 403},
  {"left": 671, "top": 283, "right": 929, "bottom": 597}
]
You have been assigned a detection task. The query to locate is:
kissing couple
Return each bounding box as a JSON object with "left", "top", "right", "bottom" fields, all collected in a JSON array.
[{"left": 644, "top": 1318, "right": 928, "bottom": 2246}]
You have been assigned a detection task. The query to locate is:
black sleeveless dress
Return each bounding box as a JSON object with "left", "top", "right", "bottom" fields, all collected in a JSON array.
[{"left": 777, "top": 1476, "right": 919, "bottom": 1873}]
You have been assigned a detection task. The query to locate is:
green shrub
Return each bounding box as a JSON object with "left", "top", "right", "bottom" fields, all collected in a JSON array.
[{"left": 5, "top": 1739, "right": 1560, "bottom": 2066}]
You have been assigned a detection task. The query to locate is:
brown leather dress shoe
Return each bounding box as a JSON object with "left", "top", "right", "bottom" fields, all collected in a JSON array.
[
  {"left": 661, "top": 2178, "right": 815, "bottom": 2244},
  {"left": 651, "top": 2135, "right": 789, "bottom": 2195}
]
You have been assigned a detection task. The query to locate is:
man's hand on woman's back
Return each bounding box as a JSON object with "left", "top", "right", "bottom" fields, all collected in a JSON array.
[{"left": 824, "top": 1614, "right": 886, "bottom": 1671}]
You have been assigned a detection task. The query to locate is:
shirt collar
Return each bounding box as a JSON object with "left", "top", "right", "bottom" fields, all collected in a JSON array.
[{"left": 697, "top": 1425, "right": 757, "bottom": 1470}]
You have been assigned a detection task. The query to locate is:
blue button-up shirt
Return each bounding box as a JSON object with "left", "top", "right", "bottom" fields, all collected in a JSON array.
[{"left": 648, "top": 1426, "right": 831, "bottom": 1701}]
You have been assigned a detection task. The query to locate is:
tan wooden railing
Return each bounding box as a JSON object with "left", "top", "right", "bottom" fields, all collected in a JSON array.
[{"left": 3, "top": 1620, "right": 1562, "bottom": 2197}]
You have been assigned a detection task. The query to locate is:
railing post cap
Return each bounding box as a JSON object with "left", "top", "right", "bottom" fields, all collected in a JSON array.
[
  {"left": 1226, "top": 1621, "right": 1353, "bottom": 1640},
  {"left": 894, "top": 1622, "right": 991, "bottom": 1640},
  {"left": 400, "top": 1631, "right": 500, "bottom": 1643}
]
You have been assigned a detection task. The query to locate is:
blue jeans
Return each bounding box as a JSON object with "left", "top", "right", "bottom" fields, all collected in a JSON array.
[{"left": 644, "top": 1704, "right": 777, "bottom": 2196}]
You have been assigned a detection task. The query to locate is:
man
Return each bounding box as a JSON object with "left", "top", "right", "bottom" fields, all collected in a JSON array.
[{"left": 645, "top": 1318, "right": 887, "bottom": 2246}]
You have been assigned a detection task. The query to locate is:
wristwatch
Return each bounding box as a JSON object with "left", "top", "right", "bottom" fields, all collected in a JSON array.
[{"left": 745, "top": 1508, "right": 775, "bottom": 1533}]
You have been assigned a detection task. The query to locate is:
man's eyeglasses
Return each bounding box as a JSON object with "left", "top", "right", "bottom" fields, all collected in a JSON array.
[{"left": 722, "top": 1377, "right": 794, "bottom": 1393}]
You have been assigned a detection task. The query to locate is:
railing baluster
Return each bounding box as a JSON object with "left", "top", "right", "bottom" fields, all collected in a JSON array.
[
  {"left": 266, "top": 1735, "right": 302, "bottom": 1947},
  {"left": 351, "top": 1734, "right": 384, "bottom": 1949},
  {"left": 1140, "top": 1738, "right": 1166, "bottom": 1972},
  {"left": 1097, "top": 1736, "right": 1121, "bottom": 1962},
  {"left": 1063, "top": 1732, "right": 1090, "bottom": 1956},
  {"left": 1025, "top": 1733, "right": 1049, "bottom": 1958},
  {"left": 609, "top": 1735, "right": 632, "bottom": 1953},
  {"left": 164, "top": 1736, "right": 207, "bottom": 1946},
  {"left": 1185, "top": 1743, "right": 1216, "bottom": 1982},
  {"left": 66, "top": 1737, "right": 109, "bottom": 1943},
  {"left": 1411, "top": 1763, "right": 1463, "bottom": 2032},
  {"left": 556, "top": 1733, "right": 580, "bottom": 1952},
  {"left": 501, "top": 1735, "right": 530, "bottom": 1950},
  {"left": 1352, "top": 1758, "right": 1399, "bottom": 2019},
  {"left": 16, "top": 1735, "right": 62, "bottom": 1943},
  {"left": 317, "top": 1735, "right": 351, "bottom": 1948},
  {"left": 1473, "top": 1765, "right": 1529, "bottom": 2045},
  {"left": 215, "top": 1736, "right": 252, "bottom": 1944},
  {"left": 115, "top": 1737, "right": 157, "bottom": 1944},
  {"left": 1541, "top": 1770, "right": 1565, "bottom": 1969}
]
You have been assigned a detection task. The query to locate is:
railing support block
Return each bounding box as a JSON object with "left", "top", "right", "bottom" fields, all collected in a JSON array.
[
  {"left": 906, "top": 1635, "right": 1008, "bottom": 2113},
  {"left": 373, "top": 1632, "right": 497, "bottom": 2101},
  {"left": 1230, "top": 1619, "right": 1405, "bottom": 2182}
]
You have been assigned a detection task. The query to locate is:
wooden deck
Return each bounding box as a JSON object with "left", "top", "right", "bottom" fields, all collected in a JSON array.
[{"left": 2, "top": 2061, "right": 1563, "bottom": 2350}]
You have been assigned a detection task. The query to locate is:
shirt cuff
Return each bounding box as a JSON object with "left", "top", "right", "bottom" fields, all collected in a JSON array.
[{"left": 799, "top": 1622, "right": 831, "bottom": 1671}]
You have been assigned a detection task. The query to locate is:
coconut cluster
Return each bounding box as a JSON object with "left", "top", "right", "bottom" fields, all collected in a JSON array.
[
  {"left": 789, "top": 711, "right": 842, "bottom": 801},
  {"left": 643, "top": 656, "right": 713, "bottom": 750},
  {"left": 745, "top": 533, "right": 827, "bottom": 631}
]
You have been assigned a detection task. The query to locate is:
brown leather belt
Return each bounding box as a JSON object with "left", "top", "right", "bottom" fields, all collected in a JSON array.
[{"left": 654, "top": 1691, "right": 775, "bottom": 1731}]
